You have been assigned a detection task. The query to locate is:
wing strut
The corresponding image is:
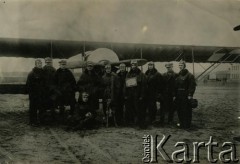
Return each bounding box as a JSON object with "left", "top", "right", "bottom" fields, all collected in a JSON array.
[
  {"left": 140, "top": 47, "right": 143, "bottom": 71},
  {"left": 174, "top": 50, "right": 184, "bottom": 61},
  {"left": 196, "top": 63, "right": 217, "bottom": 81},
  {"left": 82, "top": 41, "right": 86, "bottom": 72},
  {"left": 198, "top": 63, "right": 206, "bottom": 70},
  {"left": 51, "top": 41, "right": 53, "bottom": 58},
  {"left": 196, "top": 53, "right": 235, "bottom": 81},
  {"left": 82, "top": 41, "right": 86, "bottom": 60},
  {"left": 191, "top": 46, "right": 195, "bottom": 76}
]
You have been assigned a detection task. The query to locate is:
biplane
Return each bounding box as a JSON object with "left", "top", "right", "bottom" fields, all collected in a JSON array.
[
  {"left": 0, "top": 37, "right": 239, "bottom": 94},
  {"left": 0, "top": 0, "right": 240, "bottom": 93}
]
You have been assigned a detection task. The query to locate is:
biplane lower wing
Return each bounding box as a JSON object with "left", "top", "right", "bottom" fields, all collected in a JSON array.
[{"left": 0, "top": 84, "right": 26, "bottom": 94}]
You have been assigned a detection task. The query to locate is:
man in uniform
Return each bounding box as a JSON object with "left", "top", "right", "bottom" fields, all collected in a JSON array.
[
  {"left": 67, "top": 92, "right": 96, "bottom": 130},
  {"left": 42, "top": 57, "right": 56, "bottom": 122},
  {"left": 26, "top": 59, "right": 45, "bottom": 126},
  {"left": 124, "top": 60, "right": 146, "bottom": 128},
  {"left": 174, "top": 60, "right": 196, "bottom": 129},
  {"left": 101, "top": 64, "right": 120, "bottom": 126},
  {"left": 162, "top": 62, "right": 177, "bottom": 125},
  {"left": 145, "top": 61, "right": 164, "bottom": 125},
  {"left": 54, "top": 59, "right": 76, "bottom": 120},
  {"left": 116, "top": 63, "right": 127, "bottom": 125},
  {"left": 77, "top": 61, "right": 101, "bottom": 110}
]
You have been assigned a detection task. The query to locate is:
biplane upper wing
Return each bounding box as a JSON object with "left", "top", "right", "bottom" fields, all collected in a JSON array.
[
  {"left": 0, "top": 38, "right": 239, "bottom": 63},
  {"left": 0, "top": 38, "right": 239, "bottom": 94}
]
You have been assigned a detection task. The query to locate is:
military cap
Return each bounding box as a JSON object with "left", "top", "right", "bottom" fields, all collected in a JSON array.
[
  {"left": 165, "top": 62, "right": 173, "bottom": 68},
  {"left": 148, "top": 61, "right": 154, "bottom": 65},
  {"left": 179, "top": 60, "right": 186, "bottom": 64},
  {"left": 35, "top": 58, "right": 42, "bottom": 66},
  {"left": 105, "top": 63, "right": 111, "bottom": 69},
  {"left": 82, "top": 92, "right": 89, "bottom": 97},
  {"left": 35, "top": 58, "right": 42, "bottom": 63},
  {"left": 131, "top": 60, "right": 138, "bottom": 64},
  {"left": 179, "top": 60, "right": 185, "bottom": 64},
  {"left": 86, "top": 61, "right": 94, "bottom": 66},
  {"left": 119, "top": 63, "right": 126, "bottom": 67},
  {"left": 45, "top": 57, "right": 52, "bottom": 63},
  {"left": 59, "top": 59, "right": 67, "bottom": 65},
  {"left": 179, "top": 60, "right": 186, "bottom": 68}
]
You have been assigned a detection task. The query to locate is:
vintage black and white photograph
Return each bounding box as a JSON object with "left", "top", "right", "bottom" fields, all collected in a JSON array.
[{"left": 0, "top": 0, "right": 240, "bottom": 163}]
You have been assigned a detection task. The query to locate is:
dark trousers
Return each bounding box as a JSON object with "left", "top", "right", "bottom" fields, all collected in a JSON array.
[
  {"left": 175, "top": 96, "right": 192, "bottom": 128},
  {"left": 102, "top": 99, "right": 118, "bottom": 127},
  {"left": 67, "top": 116, "right": 95, "bottom": 130},
  {"left": 116, "top": 99, "right": 124, "bottom": 125},
  {"left": 161, "top": 95, "right": 175, "bottom": 123},
  {"left": 147, "top": 98, "right": 157, "bottom": 123},
  {"left": 29, "top": 97, "right": 43, "bottom": 124},
  {"left": 125, "top": 97, "right": 146, "bottom": 127},
  {"left": 43, "top": 93, "right": 56, "bottom": 121}
]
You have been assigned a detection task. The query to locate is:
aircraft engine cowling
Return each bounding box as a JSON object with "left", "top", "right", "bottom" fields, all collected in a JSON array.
[
  {"left": 66, "top": 48, "right": 120, "bottom": 69},
  {"left": 86, "top": 48, "right": 119, "bottom": 64}
]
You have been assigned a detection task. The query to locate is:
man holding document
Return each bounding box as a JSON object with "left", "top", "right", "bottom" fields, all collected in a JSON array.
[{"left": 124, "top": 60, "right": 147, "bottom": 129}]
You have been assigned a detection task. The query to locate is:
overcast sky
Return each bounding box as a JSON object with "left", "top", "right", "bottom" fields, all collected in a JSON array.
[{"left": 0, "top": 0, "right": 239, "bottom": 73}]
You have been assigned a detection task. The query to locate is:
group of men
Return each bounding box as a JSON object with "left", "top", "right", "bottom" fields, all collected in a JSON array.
[{"left": 26, "top": 57, "right": 196, "bottom": 130}]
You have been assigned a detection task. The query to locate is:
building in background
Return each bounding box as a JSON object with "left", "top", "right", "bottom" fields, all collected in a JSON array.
[
  {"left": 230, "top": 64, "right": 240, "bottom": 81},
  {"left": 216, "top": 70, "right": 230, "bottom": 81}
]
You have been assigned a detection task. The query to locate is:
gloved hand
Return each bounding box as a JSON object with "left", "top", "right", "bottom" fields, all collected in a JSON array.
[
  {"left": 85, "top": 112, "right": 92, "bottom": 118},
  {"left": 188, "top": 96, "right": 192, "bottom": 99}
]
